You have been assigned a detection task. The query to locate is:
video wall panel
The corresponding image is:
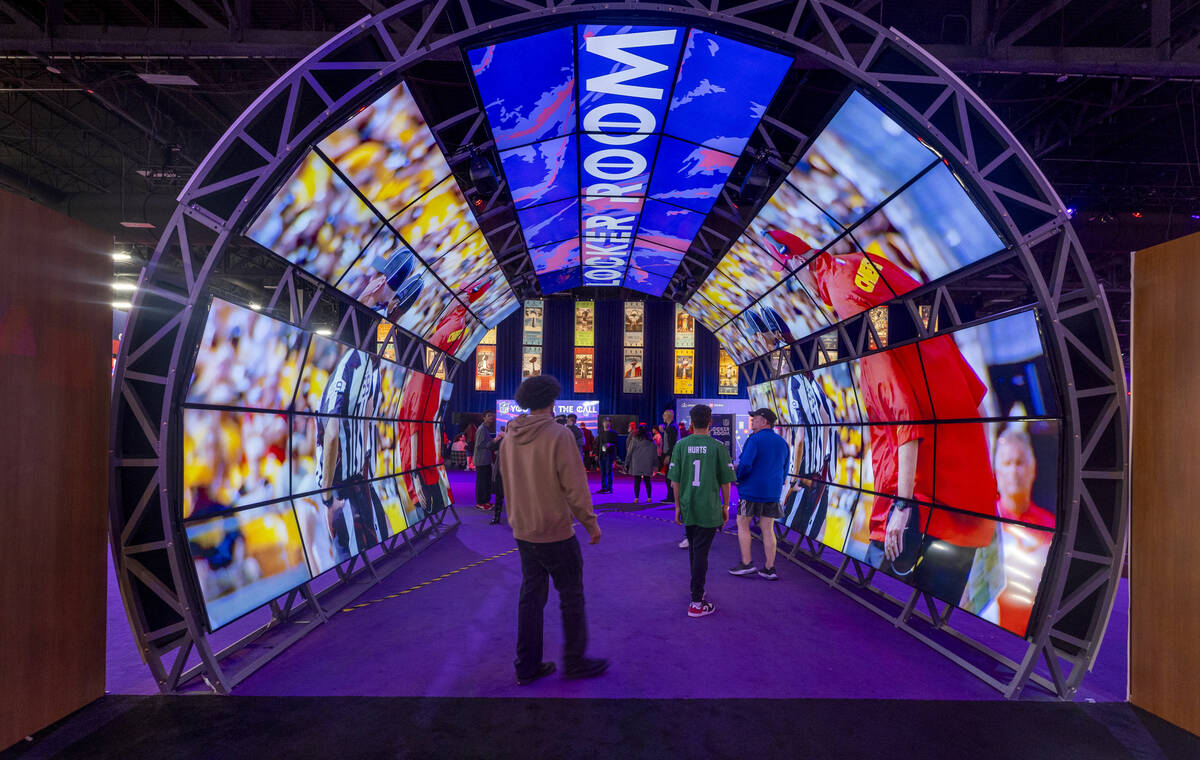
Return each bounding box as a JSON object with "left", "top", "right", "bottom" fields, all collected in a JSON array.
[
  {"left": 468, "top": 24, "right": 791, "bottom": 294},
  {"left": 243, "top": 80, "right": 518, "bottom": 367},
  {"left": 182, "top": 298, "right": 455, "bottom": 630},
  {"left": 759, "top": 308, "right": 1060, "bottom": 638}
]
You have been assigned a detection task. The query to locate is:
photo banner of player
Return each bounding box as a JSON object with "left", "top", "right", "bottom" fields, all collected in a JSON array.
[
  {"left": 674, "top": 348, "right": 695, "bottom": 395},
  {"left": 523, "top": 299, "right": 543, "bottom": 346},
  {"left": 574, "top": 347, "right": 595, "bottom": 393},
  {"left": 718, "top": 349, "right": 739, "bottom": 395},
  {"left": 624, "top": 302, "right": 644, "bottom": 347},
  {"left": 622, "top": 347, "right": 643, "bottom": 394},
  {"left": 675, "top": 304, "right": 695, "bottom": 348},
  {"left": 521, "top": 348, "right": 541, "bottom": 378},
  {"left": 575, "top": 300, "right": 595, "bottom": 347},
  {"left": 475, "top": 344, "right": 496, "bottom": 392}
]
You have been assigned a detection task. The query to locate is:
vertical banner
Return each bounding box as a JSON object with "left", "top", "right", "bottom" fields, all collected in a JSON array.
[
  {"left": 622, "top": 347, "right": 644, "bottom": 394},
  {"left": 521, "top": 349, "right": 542, "bottom": 378},
  {"left": 475, "top": 345, "right": 496, "bottom": 391},
  {"left": 377, "top": 321, "right": 396, "bottom": 361},
  {"left": 623, "top": 302, "right": 644, "bottom": 347},
  {"left": 674, "top": 304, "right": 695, "bottom": 348},
  {"left": 718, "top": 349, "right": 739, "bottom": 396},
  {"left": 710, "top": 413, "right": 736, "bottom": 460},
  {"left": 674, "top": 348, "right": 695, "bottom": 395},
  {"left": 574, "top": 347, "right": 595, "bottom": 393},
  {"left": 575, "top": 300, "right": 595, "bottom": 346},
  {"left": 523, "top": 300, "right": 544, "bottom": 346}
]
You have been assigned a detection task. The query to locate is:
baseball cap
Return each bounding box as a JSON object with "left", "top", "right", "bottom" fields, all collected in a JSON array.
[{"left": 751, "top": 407, "right": 777, "bottom": 425}]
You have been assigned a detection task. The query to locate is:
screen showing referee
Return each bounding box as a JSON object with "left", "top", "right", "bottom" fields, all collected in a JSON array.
[{"left": 668, "top": 404, "right": 735, "bottom": 618}]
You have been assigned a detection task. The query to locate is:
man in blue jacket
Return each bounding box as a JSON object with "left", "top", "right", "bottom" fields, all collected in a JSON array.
[{"left": 730, "top": 408, "right": 790, "bottom": 580}]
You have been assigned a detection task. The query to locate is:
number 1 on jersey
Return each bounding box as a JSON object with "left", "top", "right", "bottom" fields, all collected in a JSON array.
[{"left": 692, "top": 459, "right": 701, "bottom": 487}]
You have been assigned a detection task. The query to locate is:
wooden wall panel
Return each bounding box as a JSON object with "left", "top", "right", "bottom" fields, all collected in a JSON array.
[
  {"left": 1131, "top": 231, "right": 1200, "bottom": 734},
  {"left": 0, "top": 191, "right": 111, "bottom": 749}
]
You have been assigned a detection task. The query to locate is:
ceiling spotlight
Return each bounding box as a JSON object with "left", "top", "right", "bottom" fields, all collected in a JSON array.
[
  {"left": 1065, "top": 207, "right": 1075, "bottom": 218},
  {"left": 112, "top": 282, "right": 137, "bottom": 292},
  {"left": 112, "top": 251, "right": 132, "bottom": 262},
  {"left": 467, "top": 149, "right": 499, "bottom": 198},
  {"left": 1132, "top": 211, "right": 1143, "bottom": 218},
  {"left": 1190, "top": 214, "right": 1200, "bottom": 220},
  {"left": 120, "top": 221, "right": 156, "bottom": 229},
  {"left": 112, "top": 300, "right": 132, "bottom": 310},
  {"left": 249, "top": 302, "right": 262, "bottom": 311},
  {"left": 1056, "top": 74, "right": 1069, "bottom": 83},
  {"left": 315, "top": 328, "right": 333, "bottom": 336},
  {"left": 45, "top": 64, "right": 62, "bottom": 75}
]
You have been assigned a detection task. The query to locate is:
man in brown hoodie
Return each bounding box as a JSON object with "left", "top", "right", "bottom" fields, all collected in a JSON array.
[{"left": 499, "top": 374, "right": 608, "bottom": 685}]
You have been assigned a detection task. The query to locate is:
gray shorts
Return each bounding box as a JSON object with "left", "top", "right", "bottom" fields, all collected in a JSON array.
[{"left": 737, "top": 500, "right": 783, "bottom": 519}]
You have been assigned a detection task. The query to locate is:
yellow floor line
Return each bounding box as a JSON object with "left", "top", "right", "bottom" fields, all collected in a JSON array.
[{"left": 341, "top": 547, "right": 519, "bottom": 613}]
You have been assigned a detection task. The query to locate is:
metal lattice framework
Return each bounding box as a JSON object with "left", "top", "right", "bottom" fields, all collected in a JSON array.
[{"left": 110, "top": 0, "right": 1128, "bottom": 698}]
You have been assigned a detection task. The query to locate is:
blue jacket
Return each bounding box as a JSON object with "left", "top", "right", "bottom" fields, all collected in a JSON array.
[{"left": 736, "top": 428, "right": 789, "bottom": 503}]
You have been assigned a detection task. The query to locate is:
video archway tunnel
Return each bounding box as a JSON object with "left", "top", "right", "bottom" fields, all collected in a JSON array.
[{"left": 111, "top": 0, "right": 1127, "bottom": 698}]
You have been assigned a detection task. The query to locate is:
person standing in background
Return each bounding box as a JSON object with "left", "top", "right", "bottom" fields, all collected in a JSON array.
[
  {"left": 474, "top": 411, "right": 497, "bottom": 511},
  {"left": 594, "top": 418, "right": 618, "bottom": 495},
  {"left": 490, "top": 427, "right": 507, "bottom": 525},
  {"left": 580, "top": 421, "right": 596, "bottom": 471},
  {"left": 623, "top": 424, "right": 658, "bottom": 504},
  {"left": 465, "top": 420, "right": 478, "bottom": 471},
  {"left": 660, "top": 408, "right": 680, "bottom": 507},
  {"left": 499, "top": 375, "right": 607, "bottom": 684},
  {"left": 567, "top": 413, "right": 585, "bottom": 459}
]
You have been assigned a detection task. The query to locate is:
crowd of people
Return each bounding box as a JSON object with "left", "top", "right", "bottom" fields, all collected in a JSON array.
[{"left": 478, "top": 376, "right": 790, "bottom": 685}]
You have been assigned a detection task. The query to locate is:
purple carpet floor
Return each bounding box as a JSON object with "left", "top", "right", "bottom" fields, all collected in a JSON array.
[{"left": 105, "top": 469, "right": 1128, "bottom": 701}]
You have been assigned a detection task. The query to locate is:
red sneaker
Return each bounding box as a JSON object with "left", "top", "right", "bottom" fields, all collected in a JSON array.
[{"left": 687, "top": 600, "right": 716, "bottom": 618}]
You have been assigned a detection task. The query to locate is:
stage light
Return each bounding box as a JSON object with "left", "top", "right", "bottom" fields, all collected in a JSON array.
[
  {"left": 1191, "top": 214, "right": 1200, "bottom": 220},
  {"left": 112, "top": 282, "right": 137, "bottom": 292},
  {"left": 112, "top": 251, "right": 132, "bottom": 262},
  {"left": 1132, "top": 211, "right": 1143, "bottom": 218},
  {"left": 467, "top": 150, "right": 499, "bottom": 197},
  {"left": 1065, "top": 207, "right": 1075, "bottom": 218},
  {"left": 112, "top": 300, "right": 132, "bottom": 310},
  {"left": 45, "top": 64, "right": 61, "bottom": 75},
  {"left": 249, "top": 302, "right": 262, "bottom": 311},
  {"left": 316, "top": 328, "right": 333, "bottom": 336}
]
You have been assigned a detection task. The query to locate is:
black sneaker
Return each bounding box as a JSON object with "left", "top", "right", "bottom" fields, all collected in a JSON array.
[
  {"left": 516, "top": 661, "right": 556, "bottom": 685},
  {"left": 729, "top": 562, "right": 757, "bottom": 576},
  {"left": 563, "top": 657, "right": 610, "bottom": 680},
  {"left": 758, "top": 567, "right": 779, "bottom": 581}
]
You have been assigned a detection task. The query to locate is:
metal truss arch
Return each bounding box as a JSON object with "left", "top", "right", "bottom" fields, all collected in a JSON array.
[{"left": 110, "top": 0, "right": 1128, "bottom": 699}]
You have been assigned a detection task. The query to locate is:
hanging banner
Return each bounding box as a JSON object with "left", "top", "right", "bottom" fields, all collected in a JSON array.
[
  {"left": 521, "top": 348, "right": 542, "bottom": 378},
  {"left": 480, "top": 326, "right": 497, "bottom": 345},
  {"left": 574, "top": 347, "right": 595, "bottom": 393},
  {"left": 718, "top": 349, "right": 739, "bottom": 396},
  {"left": 674, "top": 348, "right": 695, "bottom": 395},
  {"left": 575, "top": 300, "right": 595, "bottom": 347},
  {"left": 675, "top": 304, "right": 695, "bottom": 348},
  {"left": 623, "top": 302, "right": 644, "bottom": 347},
  {"left": 523, "top": 300, "right": 544, "bottom": 346},
  {"left": 475, "top": 345, "right": 496, "bottom": 392},
  {"left": 622, "top": 347, "right": 644, "bottom": 394},
  {"left": 377, "top": 320, "right": 396, "bottom": 361}
]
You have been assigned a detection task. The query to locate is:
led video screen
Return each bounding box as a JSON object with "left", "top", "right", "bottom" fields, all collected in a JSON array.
[
  {"left": 244, "top": 80, "right": 517, "bottom": 356},
  {"left": 469, "top": 24, "right": 790, "bottom": 294},
  {"left": 687, "top": 89, "right": 1007, "bottom": 360},
  {"left": 751, "top": 309, "right": 1060, "bottom": 637},
  {"left": 182, "top": 300, "right": 456, "bottom": 629}
]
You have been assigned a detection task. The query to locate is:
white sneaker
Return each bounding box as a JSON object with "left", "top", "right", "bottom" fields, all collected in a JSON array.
[{"left": 678, "top": 537, "right": 689, "bottom": 549}]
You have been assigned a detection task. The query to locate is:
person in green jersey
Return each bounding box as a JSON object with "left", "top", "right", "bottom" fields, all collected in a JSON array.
[{"left": 668, "top": 404, "right": 736, "bottom": 618}]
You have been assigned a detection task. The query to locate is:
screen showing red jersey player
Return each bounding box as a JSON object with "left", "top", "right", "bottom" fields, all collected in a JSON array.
[
  {"left": 397, "top": 370, "right": 448, "bottom": 519},
  {"left": 769, "top": 229, "right": 999, "bottom": 604}
]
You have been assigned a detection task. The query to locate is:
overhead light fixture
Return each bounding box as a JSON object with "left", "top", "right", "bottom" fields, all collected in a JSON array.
[
  {"left": 315, "top": 328, "right": 333, "bottom": 336},
  {"left": 1056, "top": 74, "right": 1069, "bottom": 83},
  {"left": 249, "top": 302, "right": 262, "bottom": 311},
  {"left": 112, "top": 251, "right": 132, "bottom": 262},
  {"left": 45, "top": 64, "right": 62, "bottom": 75},
  {"left": 112, "top": 300, "right": 133, "bottom": 310},
  {"left": 137, "top": 73, "right": 199, "bottom": 87},
  {"left": 112, "top": 282, "right": 137, "bottom": 292},
  {"left": 120, "top": 221, "right": 156, "bottom": 229},
  {"left": 467, "top": 149, "right": 499, "bottom": 197}
]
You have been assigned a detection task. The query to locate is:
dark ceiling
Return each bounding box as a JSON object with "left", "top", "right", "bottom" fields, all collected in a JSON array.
[{"left": 3, "top": 0, "right": 1197, "bottom": 358}]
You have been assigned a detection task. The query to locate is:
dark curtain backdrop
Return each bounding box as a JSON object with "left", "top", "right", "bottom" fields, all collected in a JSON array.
[{"left": 447, "top": 298, "right": 746, "bottom": 432}]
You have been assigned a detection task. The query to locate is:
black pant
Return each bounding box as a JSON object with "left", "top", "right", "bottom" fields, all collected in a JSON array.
[
  {"left": 633, "top": 476, "right": 652, "bottom": 499},
  {"left": 516, "top": 536, "right": 588, "bottom": 677},
  {"left": 476, "top": 464, "right": 493, "bottom": 504},
  {"left": 492, "top": 473, "right": 504, "bottom": 520},
  {"left": 685, "top": 525, "right": 717, "bottom": 603}
]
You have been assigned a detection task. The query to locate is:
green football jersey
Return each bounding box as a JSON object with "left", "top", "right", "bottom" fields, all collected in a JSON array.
[{"left": 667, "top": 434, "right": 735, "bottom": 528}]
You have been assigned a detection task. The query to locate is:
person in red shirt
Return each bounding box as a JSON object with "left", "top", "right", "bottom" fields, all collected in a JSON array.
[
  {"left": 990, "top": 428, "right": 1054, "bottom": 634},
  {"left": 768, "top": 229, "right": 998, "bottom": 604}
]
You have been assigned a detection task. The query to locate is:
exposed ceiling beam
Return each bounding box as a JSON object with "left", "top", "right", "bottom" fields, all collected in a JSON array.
[
  {"left": 0, "top": 25, "right": 335, "bottom": 57},
  {"left": 174, "top": 0, "right": 227, "bottom": 31},
  {"left": 0, "top": 2, "right": 38, "bottom": 35},
  {"left": 994, "top": 0, "right": 1075, "bottom": 50}
]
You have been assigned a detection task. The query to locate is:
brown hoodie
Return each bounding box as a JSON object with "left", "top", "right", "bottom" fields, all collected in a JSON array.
[{"left": 498, "top": 411, "right": 598, "bottom": 543}]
